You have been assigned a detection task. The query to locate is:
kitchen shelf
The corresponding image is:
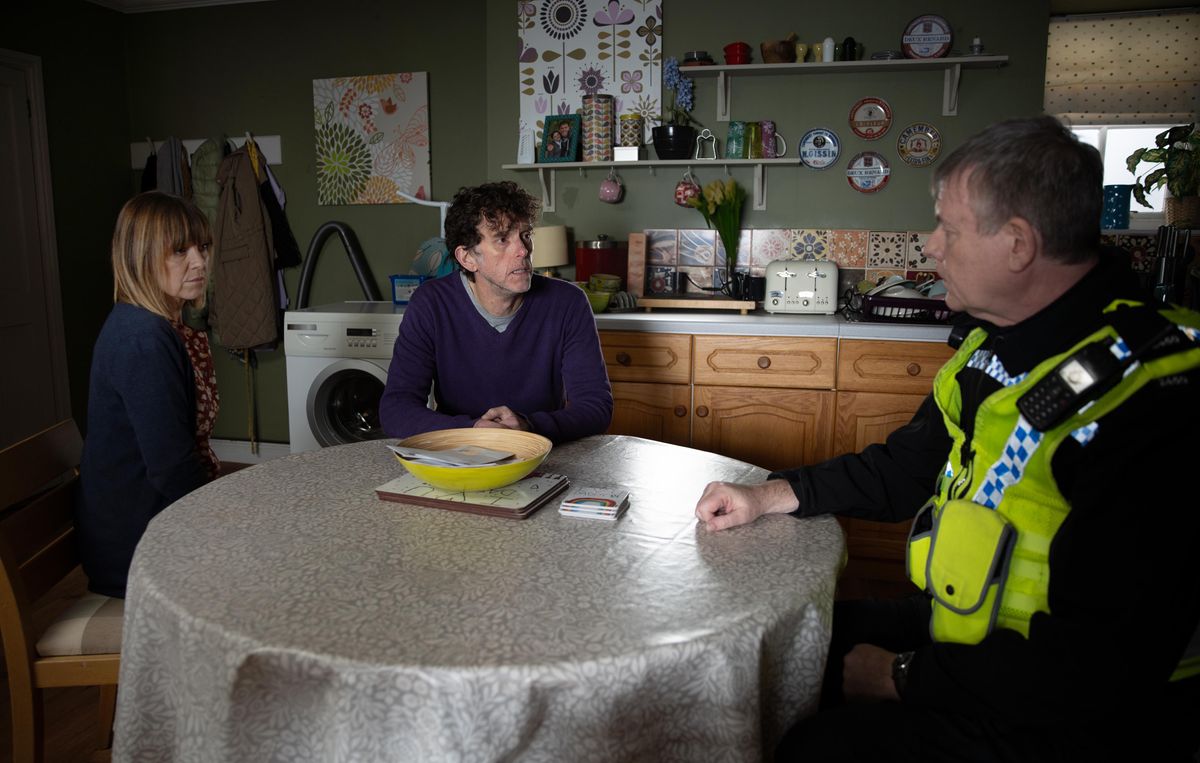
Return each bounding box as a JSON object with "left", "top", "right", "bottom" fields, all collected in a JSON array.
[
  {"left": 683, "top": 55, "right": 1009, "bottom": 120},
  {"left": 500, "top": 158, "right": 802, "bottom": 212}
]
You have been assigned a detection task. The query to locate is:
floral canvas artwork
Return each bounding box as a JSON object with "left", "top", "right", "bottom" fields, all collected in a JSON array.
[
  {"left": 517, "top": 1, "right": 663, "bottom": 158},
  {"left": 313, "top": 72, "right": 431, "bottom": 205}
]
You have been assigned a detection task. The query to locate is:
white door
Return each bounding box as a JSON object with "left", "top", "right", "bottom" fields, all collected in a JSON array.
[{"left": 0, "top": 50, "right": 70, "bottom": 449}]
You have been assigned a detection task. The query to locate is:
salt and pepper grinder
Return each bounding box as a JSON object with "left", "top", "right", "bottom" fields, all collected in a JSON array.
[
  {"left": 822, "top": 36, "right": 835, "bottom": 62},
  {"left": 841, "top": 36, "right": 858, "bottom": 61}
]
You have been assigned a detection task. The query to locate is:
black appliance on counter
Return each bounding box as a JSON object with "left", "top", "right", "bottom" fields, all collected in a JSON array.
[{"left": 1150, "top": 224, "right": 1196, "bottom": 309}]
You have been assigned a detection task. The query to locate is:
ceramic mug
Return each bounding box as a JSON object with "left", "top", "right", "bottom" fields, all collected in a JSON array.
[
  {"left": 760, "top": 121, "right": 788, "bottom": 158},
  {"left": 725, "top": 121, "right": 746, "bottom": 159},
  {"left": 745, "top": 122, "right": 763, "bottom": 159},
  {"left": 674, "top": 170, "right": 701, "bottom": 207},
  {"left": 599, "top": 172, "right": 623, "bottom": 203}
]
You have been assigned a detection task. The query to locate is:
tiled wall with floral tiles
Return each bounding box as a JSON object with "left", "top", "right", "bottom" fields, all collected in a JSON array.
[{"left": 642, "top": 228, "right": 1160, "bottom": 300}]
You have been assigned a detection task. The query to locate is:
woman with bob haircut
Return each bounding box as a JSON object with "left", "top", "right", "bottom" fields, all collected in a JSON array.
[{"left": 77, "top": 191, "right": 221, "bottom": 597}]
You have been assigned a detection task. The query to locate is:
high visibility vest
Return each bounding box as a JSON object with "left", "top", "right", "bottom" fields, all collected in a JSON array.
[{"left": 906, "top": 300, "right": 1200, "bottom": 681}]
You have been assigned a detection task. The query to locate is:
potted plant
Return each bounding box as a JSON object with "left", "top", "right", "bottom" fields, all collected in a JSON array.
[
  {"left": 1125, "top": 122, "right": 1199, "bottom": 226},
  {"left": 653, "top": 57, "right": 700, "bottom": 160}
]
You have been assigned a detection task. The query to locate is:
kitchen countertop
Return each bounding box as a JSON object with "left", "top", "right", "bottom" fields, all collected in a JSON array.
[{"left": 594, "top": 309, "right": 954, "bottom": 342}]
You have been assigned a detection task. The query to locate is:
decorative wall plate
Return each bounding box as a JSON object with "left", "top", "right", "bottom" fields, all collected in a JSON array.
[
  {"left": 902, "top": 14, "right": 952, "bottom": 59},
  {"left": 848, "top": 97, "right": 893, "bottom": 140},
  {"left": 799, "top": 128, "right": 841, "bottom": 170},
  {"left": 896, "top": 122, "right": 942, "bottom": 167},
  {"left": 846, "top": 151, "right": 891, "bottom": 193}
]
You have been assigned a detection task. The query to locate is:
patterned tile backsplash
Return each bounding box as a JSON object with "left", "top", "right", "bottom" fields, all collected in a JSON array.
[{"left": 632, "top": 228, "right": 1159, "bottom": 300}]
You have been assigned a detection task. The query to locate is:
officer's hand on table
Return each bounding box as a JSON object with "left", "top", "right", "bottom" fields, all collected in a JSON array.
[
  {"left": 694, "top": 479, "right": 799, "bottom": 532},
  {"left": 842, "top": 644, "right": 901, "bottom": 702}
]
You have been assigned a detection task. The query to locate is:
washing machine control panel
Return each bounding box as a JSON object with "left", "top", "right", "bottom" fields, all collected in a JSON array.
[{"left": 283, "top": 304, "right": 404, "bottom": 361}]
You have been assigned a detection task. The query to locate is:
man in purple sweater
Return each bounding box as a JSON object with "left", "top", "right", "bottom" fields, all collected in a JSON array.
[{"left": 380, "top": 181, "right": 613, "bottom": 443}]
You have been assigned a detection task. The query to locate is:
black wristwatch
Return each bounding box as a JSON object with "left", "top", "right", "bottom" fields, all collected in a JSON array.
[{"left": 891, "top": 650, "right": 916, "bottom": 697}]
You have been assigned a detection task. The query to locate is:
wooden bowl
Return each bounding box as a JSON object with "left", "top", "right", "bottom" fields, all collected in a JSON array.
[
  {"left": 761, "top": 39, "right": 798, "bottom": 64},
  {"left": 393, "top": 428, "right": 552, "bottom": 491}
]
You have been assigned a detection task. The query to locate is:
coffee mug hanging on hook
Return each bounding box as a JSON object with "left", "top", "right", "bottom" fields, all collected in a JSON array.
[
  {"left": 674, "top": 169, "right": 701, "bottom": 207},
  {"left": 694, "top": 129, "right": 718, "bottom": 160},
  {"left": 599, "top": 167, "right": 624, "bottom": 203}
]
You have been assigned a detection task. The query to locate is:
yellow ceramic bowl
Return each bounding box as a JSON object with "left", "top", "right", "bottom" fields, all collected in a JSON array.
[
  {"left": 583, "top": 288, "right": 611, "bottom": 314},
  {"left": 393, "top": 428, "right": 552, "bottom": 491}
]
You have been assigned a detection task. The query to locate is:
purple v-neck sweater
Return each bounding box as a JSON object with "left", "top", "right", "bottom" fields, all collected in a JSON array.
[{"left": 380, "top": 273, "right": 613, "bottom": 443}]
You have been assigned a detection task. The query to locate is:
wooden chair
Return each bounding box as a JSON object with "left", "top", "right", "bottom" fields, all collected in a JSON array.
[{"left": 0, "top": 421, "right": 120, "bottom": 763}]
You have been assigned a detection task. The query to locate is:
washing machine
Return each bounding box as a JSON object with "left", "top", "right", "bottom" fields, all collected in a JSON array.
[{"left": 284, "top": 301, "right": 405, "bottom": 453}]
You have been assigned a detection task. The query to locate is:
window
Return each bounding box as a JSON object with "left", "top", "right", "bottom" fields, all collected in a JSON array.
[
  {"left": 1072, "top": 125, "right": 1167, "bottom": 227},
  {"left": 1045, "top": 9, "right": 1197, "bottom": 230}
]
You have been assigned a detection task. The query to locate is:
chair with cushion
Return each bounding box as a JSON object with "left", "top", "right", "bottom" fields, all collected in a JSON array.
[{"left": 0, "top": 420, "right": 121, "bottom": 762}]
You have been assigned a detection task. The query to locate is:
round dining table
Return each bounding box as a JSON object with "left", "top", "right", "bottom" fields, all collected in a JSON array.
[{"left": 113, "top": 434, "right": 844, "bottom": 763}]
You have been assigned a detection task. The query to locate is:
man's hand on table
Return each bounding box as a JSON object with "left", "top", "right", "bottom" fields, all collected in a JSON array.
[
  {"left": 474, "top": 406, "right": 530, "bottom": 431},
  {"left": 694, "top": 479, "right": 799, "bottom": 532}
]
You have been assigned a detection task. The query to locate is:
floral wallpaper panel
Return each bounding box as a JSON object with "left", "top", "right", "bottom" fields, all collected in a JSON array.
[
  {"left": 313, "top": 72, "right": 431, "bottom": 205},
  {"left": 518, "top": 1, "right": 663, "bottom": 159}
]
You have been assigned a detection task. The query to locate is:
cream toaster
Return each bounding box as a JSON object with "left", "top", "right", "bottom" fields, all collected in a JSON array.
[{"left": 763, "top": 259, "right": 838, "bottom": 314}]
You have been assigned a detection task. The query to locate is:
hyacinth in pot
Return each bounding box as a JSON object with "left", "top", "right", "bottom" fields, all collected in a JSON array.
[{"left": 653, "top": 57, "right": 699, "bottom": 160}]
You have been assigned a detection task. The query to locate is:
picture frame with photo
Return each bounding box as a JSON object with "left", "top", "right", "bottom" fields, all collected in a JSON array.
[{"left": 538, "top": 115, "right": 582, "bottom": 163}]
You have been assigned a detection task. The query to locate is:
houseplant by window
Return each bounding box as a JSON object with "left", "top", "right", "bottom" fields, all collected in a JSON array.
[
  {"left": 1126, "top": 122, "right": 1198, "bottom": 226},
  {"left": 652, "top": 57, "right": 699, "bottom": 160}
]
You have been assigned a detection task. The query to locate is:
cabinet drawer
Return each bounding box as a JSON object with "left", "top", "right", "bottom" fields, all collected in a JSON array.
[
  {"left": 693, "top": 335, "right": 837, "bottom": 389},
  {"left": 837, "top": 339, "right": 955, "bottom": 395},
  {"left": 599, "top": 331, "right": 691, "bottom": 384}
]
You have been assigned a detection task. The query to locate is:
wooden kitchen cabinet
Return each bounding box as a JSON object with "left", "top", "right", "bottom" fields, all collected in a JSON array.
[
  {"left": 832, "top": 339, "right": 956, "bottom": 599},
  {"left": 694, "top": 385, "right": 833, "bottom": 472},
  {"left": 599, "top": 332, "right": 838, "bottom": 470},
  {"left": 693, "top": 335, "right": 837, "bottom": 390},
  {"left": 598, "top": 331, "right": 690, "bottom": 384},
  {"left": 692, "top": 335, "right": 837, "bottom": 470},
  {"left": 599, "top": 331, "right": 692, "bottom": 444},
  {"left": 609, "top": 381, "right": 691, "bottom": 446}
]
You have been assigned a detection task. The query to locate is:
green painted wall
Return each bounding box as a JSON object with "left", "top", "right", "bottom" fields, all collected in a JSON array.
[
  {"left": 488, "top": 1, "right": 1050, "bottom": 236},
  {"left": 119, "top": 0, "right": 489, "bottom": 442},
  {"left": 9, "top": 0, "right": 1049, "bottom": 446}
]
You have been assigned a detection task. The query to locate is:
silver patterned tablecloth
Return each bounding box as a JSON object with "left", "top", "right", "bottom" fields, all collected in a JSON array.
[{"left": 113, "top": 435, "right": 843, "bottom": 763}]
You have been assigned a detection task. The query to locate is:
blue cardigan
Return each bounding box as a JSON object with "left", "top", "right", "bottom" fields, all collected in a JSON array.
[{"left": 77, "top": 303, "right": 209, "bottom": 597}]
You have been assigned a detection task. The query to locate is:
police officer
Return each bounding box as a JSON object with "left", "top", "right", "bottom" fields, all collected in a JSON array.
[{"left": 695, "top": 116, "right": 1200, "bottom": 762}]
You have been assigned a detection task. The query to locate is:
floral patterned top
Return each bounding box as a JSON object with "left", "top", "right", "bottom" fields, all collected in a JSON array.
[{"left": 173, "top": 321, "right": 220, "bottom": 479}]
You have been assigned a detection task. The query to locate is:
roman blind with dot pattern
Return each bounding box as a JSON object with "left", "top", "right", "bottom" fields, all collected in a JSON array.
[{"left": 1044, "top": 9, "right": 1199, "bottom": 125}]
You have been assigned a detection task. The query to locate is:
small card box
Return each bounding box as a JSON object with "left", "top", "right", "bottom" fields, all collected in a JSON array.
[
  {"left": 389, "top": 274, "right": 427, "bottom": 305},
  {"left": 558, "top": 486, "right": 630, "bottom": 521}
]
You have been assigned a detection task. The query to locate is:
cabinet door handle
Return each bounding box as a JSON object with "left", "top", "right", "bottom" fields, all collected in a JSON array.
[
  {"left": 674, "top": 405, "right": 687, "bottom": 418},
  {"left": 616, "top": 352, "right": 632, "bottom": 366},
  {"left": 695, "top": 406, "right": 709, "bottom": 418},
  {"left": 757, "top": 356, "right": 771, "bottom": 369},
  {"left": 906, "top": 362, "right": 921, "bottom": 377}
]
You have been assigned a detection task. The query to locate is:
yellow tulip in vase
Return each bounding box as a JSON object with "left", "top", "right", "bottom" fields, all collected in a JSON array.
[{"left": 688, "top": 178, "right": 748, "bottom": 298}]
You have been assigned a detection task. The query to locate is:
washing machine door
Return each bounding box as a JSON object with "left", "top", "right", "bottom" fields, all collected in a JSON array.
[{"left": 306, "top": 358, "right": 388, "bottom": 448}]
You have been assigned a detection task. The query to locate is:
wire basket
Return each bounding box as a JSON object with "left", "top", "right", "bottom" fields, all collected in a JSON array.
[{"left": 858, "top": 293, "right": 956, "bottom": 324}]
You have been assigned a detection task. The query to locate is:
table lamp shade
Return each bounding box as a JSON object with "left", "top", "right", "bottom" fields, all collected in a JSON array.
[{"left": 532, "top": 225, "right": 569, "bottom": 270}]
